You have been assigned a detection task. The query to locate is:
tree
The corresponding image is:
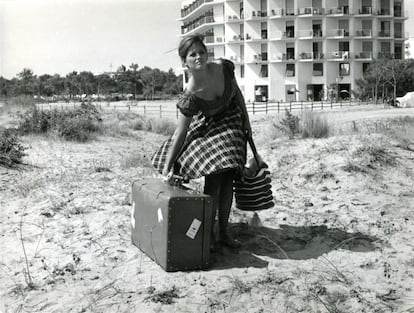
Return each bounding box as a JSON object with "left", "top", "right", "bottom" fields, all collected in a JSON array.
[{"left": 16, "top": 68, "right": 37, "bottom": 95}]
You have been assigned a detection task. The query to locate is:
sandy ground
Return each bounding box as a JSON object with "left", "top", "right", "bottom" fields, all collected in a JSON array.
[{"left": 1, "top": 105, "right": 414, "bottom": 313}]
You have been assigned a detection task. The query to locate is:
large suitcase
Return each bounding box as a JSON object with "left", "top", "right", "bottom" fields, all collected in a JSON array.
[{"left": 131, "top": 178, "right": 213, "bottom": 271}]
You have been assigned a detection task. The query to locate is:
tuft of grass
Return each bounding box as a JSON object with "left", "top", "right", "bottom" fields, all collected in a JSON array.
[
  {"left": 144, "top": 286, "right": 180, "bottom": 304},
  {"left": 0, "top": 128, "right": 26, "bottom": 168},
  {"left": 343, "top": 137, "right": 396, "bottom": 173},
  {"left": 301, "top": 111, "right": 330, "bottom": 139},
  {"left": 143, "top": 117, "right": 176, "bottom": 136}
]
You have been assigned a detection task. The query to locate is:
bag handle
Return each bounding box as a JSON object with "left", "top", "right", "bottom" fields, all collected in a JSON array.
[{"left": 247, "top": 135, "right": 262, "bottom": 168}]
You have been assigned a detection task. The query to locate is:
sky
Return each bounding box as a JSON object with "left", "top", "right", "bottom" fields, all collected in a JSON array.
[
  {"left": 0, "top": 0, "right": 413, "bottom": 79},
  {"left": 0, "top": 0, "right": 184, "bottom": 78}
]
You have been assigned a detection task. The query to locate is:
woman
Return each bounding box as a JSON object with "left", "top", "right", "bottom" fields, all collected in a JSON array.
[{"left": 152, "top": 34, "right": 252, "bottom": 250}]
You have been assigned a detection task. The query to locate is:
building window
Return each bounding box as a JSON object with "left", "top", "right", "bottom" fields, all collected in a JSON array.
[
  {"left": 362, "top": 63, "right": 370, "bottom": 75},
  {"left": 260, "top": 65, "right": 268, "bottom": 77},
  {"left": 286, "top": 64, "right": 295, "bottom": 77},
  {"left": 339, "top": 63, "right": 350, "bottom": 76},
  {"left": 313, "top": 63, "right": 323, "bottom": 76}
]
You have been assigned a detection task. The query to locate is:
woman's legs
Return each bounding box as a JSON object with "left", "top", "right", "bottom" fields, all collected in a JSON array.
[{"left": 204, "top": 169, "right": 239, "bottom": 248}]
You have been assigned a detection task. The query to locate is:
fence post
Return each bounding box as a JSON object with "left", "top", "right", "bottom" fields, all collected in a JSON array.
[
  {"left": 340, "top": 101, "right": 342, "bottom": 108},
  {"left": 301, "top": 101, "right": 303, "bottom": 111},
  {"left": 321, "top": 101, "right": 323, "bottom": 110},
  {"left": 176, "top": 107, "right": 179, "bottom": 119},
  {"left": 311, "top": 102, "right": 313, "bottom": 111},
  {"left": 253, "top": 102, "right": 255, "bottom": 115},
  {"left": 265, "top": 101, "right": 268, "bottom": 114},
  {"left": 289, "top": 101, "right": 292, "bottom": 112},
  {"left": 277, "top": 101, "right": 280, "bottom": 113}
]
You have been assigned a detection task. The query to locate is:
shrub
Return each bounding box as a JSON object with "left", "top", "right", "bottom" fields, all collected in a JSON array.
[
  {"left": 17, "top": 102, "right": 102, "bottom": 142},
  {"left": 0, "top": 128, "right": 26, "bottom": 168},
  {"left": 301, "top": 111, "right": 330, "bottom": 139},
  {"left": 277, "top": 109, "right": 300, "bottom": 139}
]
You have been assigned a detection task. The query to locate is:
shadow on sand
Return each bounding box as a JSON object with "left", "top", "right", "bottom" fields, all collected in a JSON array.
[{"left": 211, "top": 223, "right": 379, "bottom": 270}]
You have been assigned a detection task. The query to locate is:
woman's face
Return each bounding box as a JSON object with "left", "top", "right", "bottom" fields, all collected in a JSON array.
[{"left": 184, "top": 42, "right": 208, "bottom": 71}]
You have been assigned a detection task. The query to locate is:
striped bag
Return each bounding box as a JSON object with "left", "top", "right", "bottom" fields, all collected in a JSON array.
[{"left": 234, "top": 137, "right": 275, "bottom": 211}]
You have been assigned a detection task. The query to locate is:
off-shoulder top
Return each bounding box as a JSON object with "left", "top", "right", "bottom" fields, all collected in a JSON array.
[{"left": 177, "top": 58, "right": 238, "bottom": 117}]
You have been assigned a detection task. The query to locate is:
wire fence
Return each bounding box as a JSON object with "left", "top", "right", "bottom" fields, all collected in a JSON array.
[{"left": 37, "top": 99, "right": 384, "bottom": 119}]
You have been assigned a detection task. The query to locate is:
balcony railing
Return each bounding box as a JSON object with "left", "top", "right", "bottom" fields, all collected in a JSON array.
[
  {"left": 313, "top": 52, "right": 324, "bottom": 60},
  {"left": 378, "top": 8, "right": 391, "bottom": 16},
  {"left": 181, "top": 0, "right": 214, "bottom": 18},
  {"left": 355, "top": 29, "right": 372, "bottom": 37},
  {"left": 181, "top": 16, "right": 216, "bottom": 34},
  {"left": 283, "top": 31, "right": 295, "bottom": 39},
  {"left": 204, "top": 36, "right": 224, "bottom": 44},
  {"left": 378, "top": 31, "right": 391, "bottom": 37},
  {"left": 299, "top": 52, "right": 313, "bottom": 60},
  {"left": 357, "top": 6, "right": 372, "bottom": 15},
  {"left": 228, "top": 34, "right": 244, "bottom": 42},
  {"left": 329, "top": 51, "right": 350, "bottom": 59},
  {"left": 297, "top": 30, "right": 313, "bottom": 38},
  {"left": 282, "top": 53, "right": 295, "bottom": 61},
  {"left": 354, "top": 52, "right": 373, "bottom": 59},
  {"left": 298, "top": 7, "right": 324, "bottom": 15},
  {"left": 378, "top": 52, "right": 394, "bottom": 59},
  {"left": 326, "top": 29, "right": 349, "bottom": 37},
  {"left": 229, "top": 55, "right": 244, "bottom": 63},
  {"left": 246, "top": 10, "right": 268, "bottom": 19},
  {"left": 227, "top": 15, "right": 244, "bottom": 22}
]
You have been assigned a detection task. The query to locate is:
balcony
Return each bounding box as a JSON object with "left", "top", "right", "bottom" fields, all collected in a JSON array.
[
  {"left": 282, "top": 53, "right": 295, "bottom": 61},
  {"left": 354, "top": 29, "right": 372, "bottom": 37},
  {"left": 180, "top": 0, "right": 215, "bottom": 19},
  {"left": 204, "top": 36, "right": 225, "bottom": 45},
  {"left": 297, "top": 7, "right": 324, "bottom": 16},
  {"left": 228, "top": 55, "right": 244, "bottom": 64},
  {"left": 227, "top": 34, "right": 244, "bottom": 44},
  {"left": 247, "top": 54, "right": 269, "bottom": 64},
  {"left": 378, "top": 52, "right": 394, "bottom": 59},
  {"left": 377, "top": 8, "right": 392, "bottom": 16},
  {"left": 378, "top": 31, "right": 391, "bottom": 38},
  {"left": 226, "top": 15, "right": 244, "bottom": 23},
  {"left": 313, "top": 52, "right": 324, "bottom": 60},
  {"left": 353, "top": 52, "right": 373, "bottom": 60},
  {"left": 328, "top": 51, "right": 350, "bottom": 60},
  {"left": 299, "top": 52, "right": 313, "bottom": 61},
  {"left": 325, "top": 29, "right": 349, "bottom": 38},
  {"left": 356, "top": 6, "right": 372, "bottom": 15},
  {"left": 181, "top": 15, "right": 218, "bottom": 35},
  {"left": 326, "top": 6, "right": 349, "bottom": 15},
  {"left": 246, "top": 10, "right": 268, "bottom": 21},
  {"left": 283, "top": 31, "right": 295, "bottom": 39}
]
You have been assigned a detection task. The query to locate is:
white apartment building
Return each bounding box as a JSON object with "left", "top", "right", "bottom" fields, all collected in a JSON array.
[{"left": 178, "top": 0, "right": 408, "bottom": 102}]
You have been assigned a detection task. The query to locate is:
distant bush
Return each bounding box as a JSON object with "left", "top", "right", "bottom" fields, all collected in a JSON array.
[
  {"left": 276, "top": 109, "right": 300, "bottom": 139},
  {"left": 17, "top": 102, "right": 102, "bottom": 142},
  {"left": 301, "top": 111, "right": 330, "bottom": 139},
  {"left": 0, "top": 128, "right": 26, "bottom": 168}
]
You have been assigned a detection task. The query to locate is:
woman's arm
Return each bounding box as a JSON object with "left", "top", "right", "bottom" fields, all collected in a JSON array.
[
  {"left": 234, "top": 79, "right": 252, "bottom": 137},
  {"left": 162, "top": 112, "right": 192, "bottom": 176}
]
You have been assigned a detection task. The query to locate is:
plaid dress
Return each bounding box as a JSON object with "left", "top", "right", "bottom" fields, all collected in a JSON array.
[{"left": 151, "top": 59, "right": 247, "bottom": 179}]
